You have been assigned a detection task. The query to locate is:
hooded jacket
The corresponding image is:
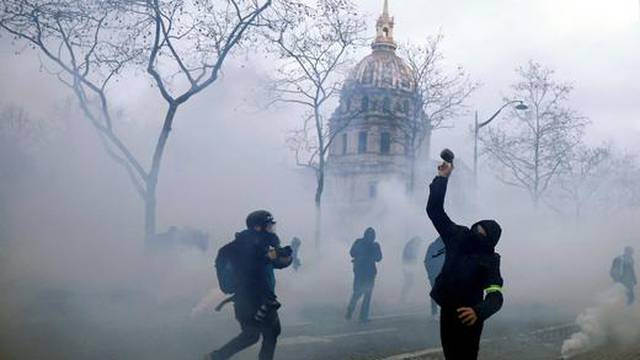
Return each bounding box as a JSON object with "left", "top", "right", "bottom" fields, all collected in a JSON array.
[
  {"left": 350, "top": 229, "right": 383, "bottom": 279},
  {"left": 426, "top": 176, "right": 504, "bottom": 321}
]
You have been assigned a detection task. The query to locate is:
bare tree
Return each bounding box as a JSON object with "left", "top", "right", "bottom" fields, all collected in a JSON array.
[
  {"left": 0, "top": 104, "right": 51, "bottom": 185},
  {"left": 400, "top": 34, "right": 478, "bottom": 192},
  {"left": 481, "top": 61, "right": 588, "bottom": 207},
  {"left": 142, "top": 0, "right": 273, "bottom": 242},
  {"left": 1, "top": 0, "right": 274, "bottom": 242},
  {"left": 556, "top": 145, "right": 612, "bottom": 218},
  {"left": 265, "top": 0, "right": 366, "bottom": 246},
  {"left": 608, "top": 152, "right": 640, "bottom": 210}
]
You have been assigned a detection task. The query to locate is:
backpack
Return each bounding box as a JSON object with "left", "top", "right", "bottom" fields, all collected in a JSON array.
[{"left": 215, "top": 241, "right": 239, "bottom": 295}]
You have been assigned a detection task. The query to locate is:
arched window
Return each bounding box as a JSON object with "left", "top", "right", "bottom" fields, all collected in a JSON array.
[
  {"left": 358, "top": 131, "right": 368, "bottom": 154},
  {"left": 369, "top": 181, "right": 378, "bottom": 199},
  {"left": 380, "top": 132, "right": 391, "bottom": 155},
  {"left": 361, "top": 96, "right": 369, "bottom": 111},
  {"left": 383, "top": 97, "right": 391, "bottom": 113},
  {"left": 403, "top": 100, "right": 410, "bottom": 113},
  {"left": 341, "top": 133, "right": 348, "bottom": 155}
]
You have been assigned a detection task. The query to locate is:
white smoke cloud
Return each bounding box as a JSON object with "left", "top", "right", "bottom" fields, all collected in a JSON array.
[{"left": 561, "top": 284, "right": 640, "bottom": 358}]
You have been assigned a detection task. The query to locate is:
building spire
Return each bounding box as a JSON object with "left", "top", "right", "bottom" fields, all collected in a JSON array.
[{"left": 372, "top": 0, "right": 396, "bottom": 52}]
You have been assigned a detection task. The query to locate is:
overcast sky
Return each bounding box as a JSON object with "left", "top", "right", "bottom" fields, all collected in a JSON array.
[
  {"left": 358, "top": 0, "right": 640, "bottom": 152},
  {"left": 1, "top": 0, "right": 639, "bottom": 159}
]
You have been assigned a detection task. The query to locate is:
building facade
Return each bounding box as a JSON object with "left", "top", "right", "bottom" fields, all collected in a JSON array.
[{"left": 327, "top": 0, "right": 425, "bottom": 205}]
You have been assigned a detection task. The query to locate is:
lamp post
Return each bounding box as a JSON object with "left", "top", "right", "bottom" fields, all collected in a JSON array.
[{"left": 473, "top": 100, "right": 528, "bottom": 185}]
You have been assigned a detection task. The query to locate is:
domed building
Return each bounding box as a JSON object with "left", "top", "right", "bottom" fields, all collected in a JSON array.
[{"left": 327, "top": 0, "right": 425, "bottom": 205}]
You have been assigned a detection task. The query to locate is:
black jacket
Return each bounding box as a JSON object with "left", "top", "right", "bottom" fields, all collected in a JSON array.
[
  {"left": 426, "top": 176, "right": 504, "bottom": 321},
  {"left": 350, "top": 238, "right": 383, "bottom": 279},
  {"left": 230, "top": 229, "right": 282, "bottom": 322}
]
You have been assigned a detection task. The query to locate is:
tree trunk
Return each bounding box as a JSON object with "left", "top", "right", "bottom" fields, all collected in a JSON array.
[
  {"left": 408, "top": 155, "right": 416, "bottom": 194},
  {"left": 314, "top": 164, "right": 325, "bottom": 249},
  {"left": 145, "top": 102, "right": 179, "bottom": 245},
  {"left": 314, "top": 200, "right": 322, "bottom": 250},
  {"left": 423, "top": 126, "right": 432, "bottom": 163},
  {"left": 313, "top": 104, "right": 325, "bottom": 249},
  {"left": 144, "top": 191, "right": 156, "bottom": 244}
]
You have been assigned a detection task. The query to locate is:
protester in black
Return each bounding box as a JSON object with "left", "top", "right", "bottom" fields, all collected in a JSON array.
[
  {"left": 346, "top": 227, "right": 382, "bottom": 322},
  {"left": 426, "top": 162, "right": 504, "bottom": 360},
  {"left": 208, "top": 210, "right": 291, "bottom": 360}
]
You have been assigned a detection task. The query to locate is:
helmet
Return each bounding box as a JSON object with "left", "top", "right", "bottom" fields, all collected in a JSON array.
[{"left": 246, "top": 210, "right": 276, "bottom": 229}]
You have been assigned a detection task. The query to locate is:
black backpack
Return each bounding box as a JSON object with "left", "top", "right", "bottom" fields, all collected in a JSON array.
[{"left": 215, "top": 241, "right": 239, "bottom": 295}]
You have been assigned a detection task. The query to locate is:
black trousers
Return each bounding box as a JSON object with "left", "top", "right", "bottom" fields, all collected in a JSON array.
[
  {"left": 440, "top": 307, "right": 484, "bottom": 360},
  {"left": 211, "top": 311, "right": 281, "bottom": 360},
  {"left": 346, "top": 276, "right": 375, "bottom": 321}
]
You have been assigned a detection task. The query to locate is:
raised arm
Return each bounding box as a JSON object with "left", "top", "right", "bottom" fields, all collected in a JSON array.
[{"left": 426, "top": 175, "right": 458, "bottom": 240}]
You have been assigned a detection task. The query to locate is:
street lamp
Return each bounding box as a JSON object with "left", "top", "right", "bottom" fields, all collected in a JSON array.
[{"left": 473, "top": 100, "right": 528, "bottom": 184}]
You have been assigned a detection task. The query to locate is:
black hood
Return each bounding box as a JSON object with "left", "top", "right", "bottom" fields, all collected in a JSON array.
[
  {"left": 472, "top": 220, "right": 502, "bottom": 249},
  {"left": 363, "top": 227, "right": 376, "bottom": 242}
]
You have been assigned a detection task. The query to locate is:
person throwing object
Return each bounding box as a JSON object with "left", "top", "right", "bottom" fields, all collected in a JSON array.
[{"left": 426, "top": 155, "right": 504, "bottom": 360}]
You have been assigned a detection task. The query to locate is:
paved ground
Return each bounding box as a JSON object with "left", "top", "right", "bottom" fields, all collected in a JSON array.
[
  {"left": 3, "top": 287, "right": 639, "bottom": 360},
  {"left": 227, "top": 312, "right": 579, "bottom": 360}
]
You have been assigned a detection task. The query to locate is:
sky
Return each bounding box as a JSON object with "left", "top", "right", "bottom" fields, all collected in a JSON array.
[
  {"left": 1, "top": 0, "right": 639, "bottom": 173},
  {"left": 1, "top": 0, "right": 639, "bottom": 151}
]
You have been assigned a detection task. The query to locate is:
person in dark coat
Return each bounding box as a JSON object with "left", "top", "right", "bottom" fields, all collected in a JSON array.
[
  {"left": 207, "top": 210, "right": 291, "bottom": 360},
  {"left": 426, "top": 161, "right": 504, "bottom": 360},
  {"left": 346, "top": 227, "right": 382, "bottom": 322},
  {"left": 610, "top": 246, "right": 636, "bottom": 305},
  {"left": 424, "top": 237, "right": 446, "bottom": 318},
  {"left": 400, "top": 236, "right": 422, "bottom": 303}
]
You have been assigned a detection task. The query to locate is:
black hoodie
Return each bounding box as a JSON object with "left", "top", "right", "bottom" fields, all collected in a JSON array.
[
  {"left": 350, "top": 229, "right": 383, "bottom": 279},
  {"left": 426, "top": 176, "right": 504, "bottom": 321}
]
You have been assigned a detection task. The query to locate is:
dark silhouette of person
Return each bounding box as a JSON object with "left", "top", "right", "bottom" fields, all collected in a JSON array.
[
  {"left": 426, "top": 161, "right": 504, "bottom": 360},
  {"left": 400, "top": 236, "right": 422, "bottom": 303},
  {"left": 207, "top": 210, "right": 291, "bottom": 360},
  {"left": 610, "top": 246, "right": 637, "bottom": 305},
  {"left": 346, "top": 227, "right": 382, "bottom": 322},
  {"left": 424, "top": 236, "right": 446, "bottom": 318}
]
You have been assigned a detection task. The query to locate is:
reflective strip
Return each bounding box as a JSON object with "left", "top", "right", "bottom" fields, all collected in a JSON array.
[{"left": 485, "top": 285, "right": 502, "bottom": 294}]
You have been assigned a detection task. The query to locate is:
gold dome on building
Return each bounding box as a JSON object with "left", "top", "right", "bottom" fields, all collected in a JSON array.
[
  {"left": 346, "top": 51, "right": 415, "bottom": 92},
  {"left": 327, "top": 0, "right": 425, "bottom": 205},
  {"left": 345, "top": 0, "right": 415, "bottom": 92}
]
